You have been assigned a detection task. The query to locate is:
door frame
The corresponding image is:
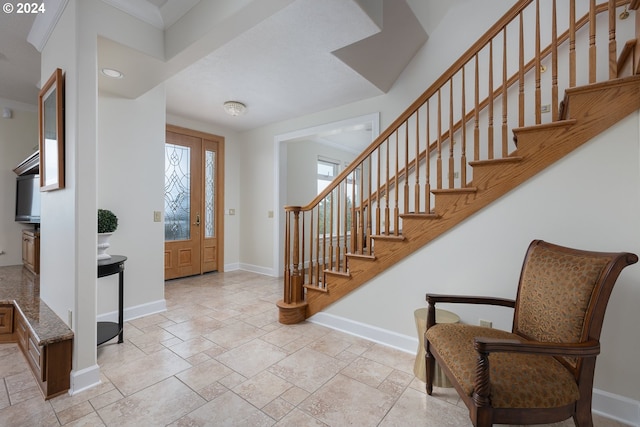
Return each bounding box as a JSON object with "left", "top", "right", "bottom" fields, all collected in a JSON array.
[{"left": 165, "top": 124, "right": 225, "bottom": 276}]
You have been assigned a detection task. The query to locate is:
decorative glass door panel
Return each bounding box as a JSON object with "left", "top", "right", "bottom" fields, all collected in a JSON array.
[
  {"left": 164, "top": 127, "right": 224, "bottom": 280},
  {"left": 165, "top": 144, "right": 191, "bottom": 241},
  {"left": 164, "top": 131, "right": 201, "bottom": 279},
  {"left": 201, "top": 140, "right": 219, "bottom": 274},
  {"left": 204, "top": 150, "right": 215, "bottom": 239}
]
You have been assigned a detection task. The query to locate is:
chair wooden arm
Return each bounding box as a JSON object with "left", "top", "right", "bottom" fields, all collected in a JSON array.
[
  {"left": 426, "top": 293, "right": 516, "bottom": 307},
  {"left": 470, "top": 338, "right": 600, "bottom": 408},
  {"left": 473, "top": 337, "right": 601, "bottom": 357},
  {"left": 425, "top": 293, "right": 515, "bottom": 329}
]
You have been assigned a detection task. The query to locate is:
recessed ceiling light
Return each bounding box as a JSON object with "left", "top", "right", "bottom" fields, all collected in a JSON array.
[{"left": 101, "top": 68, "right": 124, "bottom": 79}]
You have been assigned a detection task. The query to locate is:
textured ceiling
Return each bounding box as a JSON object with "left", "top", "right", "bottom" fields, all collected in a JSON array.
[{"left": 164, "top": 0, "right": 390, "bottom": 131}]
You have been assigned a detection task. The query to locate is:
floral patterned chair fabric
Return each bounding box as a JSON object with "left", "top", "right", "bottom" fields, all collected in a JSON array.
[{"left": 424, "top": 240, "right": 637, "bottom": 427}]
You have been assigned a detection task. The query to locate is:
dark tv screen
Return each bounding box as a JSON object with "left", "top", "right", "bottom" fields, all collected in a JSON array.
[{"left": 15, "top": 174, "right": 40, "bottom": 224}]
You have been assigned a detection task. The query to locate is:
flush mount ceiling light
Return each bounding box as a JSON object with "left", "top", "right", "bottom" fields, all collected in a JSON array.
[
  {"left": 101, "top": 68, "right": 124, "bottom": 79},
  {"left": 223, "top": 101, "right": 247, "bottom": 116}
]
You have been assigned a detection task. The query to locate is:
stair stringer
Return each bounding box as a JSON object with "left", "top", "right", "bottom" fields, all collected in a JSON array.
[{"left": 304, "top": 76, "right": 640, "bottom": 318}]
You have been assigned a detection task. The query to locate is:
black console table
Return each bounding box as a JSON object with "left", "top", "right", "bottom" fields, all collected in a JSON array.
[{"left": 97, "top": 255, "right": 126, "bottom": 346}]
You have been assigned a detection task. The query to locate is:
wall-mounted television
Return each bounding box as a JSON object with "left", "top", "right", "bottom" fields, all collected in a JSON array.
[{"left": 15, "top": 174, "right": 41, "bottom": 224}]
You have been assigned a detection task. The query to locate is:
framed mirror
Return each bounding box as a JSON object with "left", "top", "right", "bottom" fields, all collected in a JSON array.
[{"left": 39, "top": 68, "right": 65, "bottom": 191}]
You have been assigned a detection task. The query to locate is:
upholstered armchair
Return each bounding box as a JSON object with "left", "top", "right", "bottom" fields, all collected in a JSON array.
[{"left": 424, "top": 240, "right": 637, "bottom": 427}]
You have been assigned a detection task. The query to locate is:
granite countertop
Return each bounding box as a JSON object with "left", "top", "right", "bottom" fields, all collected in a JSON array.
[{"left": 0, "top": 265, "right": 74, "bottom": 345}]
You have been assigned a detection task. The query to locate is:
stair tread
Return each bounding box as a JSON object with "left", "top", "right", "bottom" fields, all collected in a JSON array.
[
  {"left": 324, "top": 269, "right": 351, "bottom": 277},
  {"left": 400, "top": 212, "right": 439, "bottom": 219},
  {"left": 469, "top": 156, "right": 523, "bottom": 167},
  {"left": 564, "top": 74, "right": 640, "bottom": 95},
  {"left": 346, "top": 253, "right": 376, "bottom": 260},
  {"left": 370, "top": 234, "right": 405, "bottom": 241},
  {"left": 303, "top": 284, "right": 329, "bottom": 293},
  {"left": 514, "top": 118, "right": 577, "bottom": 134},
  {"left": 431, "top": 187, "right": 478, "bottom": 194}
]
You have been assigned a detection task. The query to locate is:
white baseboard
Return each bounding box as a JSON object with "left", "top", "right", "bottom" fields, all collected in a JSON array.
[
  {"left": 97, "top": 299, "right": 166, "bottom": 323},
  {"left": 593, "top": 388, "right": 640, "bottom": 426},
  {"left": 308, "top": 312, "right": 640, "bottom": 425},
  {"left": 69, "top": 364, "right": 101, "bottom": 396},
  {"left": 237, "top": 263, "right": 278, "bottom": 277},
  {"left": 223, "top": 262, "right": 240, "bottom": 272},
  {"left": 307, "top": 312, "right": 417, "bottom": 354}
]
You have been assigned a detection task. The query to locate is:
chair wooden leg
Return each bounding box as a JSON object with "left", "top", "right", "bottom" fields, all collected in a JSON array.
[
  {"left": 474, "top": 407, "right": 492, "bottom": 427},
  {"left": 574, "top": 365, "right": 594, "bottom": 427},
  {"left": 573, "top": 404, "right": 593, "bottom": 427},
  {"left": 425, "top": 345, "right": 434, "bottom": 395}
]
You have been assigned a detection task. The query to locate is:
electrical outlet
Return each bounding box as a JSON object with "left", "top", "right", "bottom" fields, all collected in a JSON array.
[
  {"left": 479, "top": 319, "right": 492, "bottom": 328},
  {"left": 541, "top": 104, "right": 551, "bottom": 113}
]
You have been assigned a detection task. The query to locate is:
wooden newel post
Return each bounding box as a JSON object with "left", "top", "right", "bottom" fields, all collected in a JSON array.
[
  {"left": 277, "top": 207, "right": 308, "bottom": 324},
  {"left": 290, "top": 208, "right": 303, "bottom": 302}
]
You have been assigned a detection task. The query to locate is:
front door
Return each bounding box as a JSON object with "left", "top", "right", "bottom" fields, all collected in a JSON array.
[{"left": 164, "top": 125, "right": 224, "bottom": 280}]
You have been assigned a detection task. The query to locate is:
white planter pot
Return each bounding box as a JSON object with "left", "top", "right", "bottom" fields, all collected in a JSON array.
[{"left": 97, "top": 233, "right": 113, "bottom": 260}]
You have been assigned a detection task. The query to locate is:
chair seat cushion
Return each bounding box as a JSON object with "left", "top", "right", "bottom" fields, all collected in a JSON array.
[{"left": 426, "top": 323, "right": 580, "bottom": 408}]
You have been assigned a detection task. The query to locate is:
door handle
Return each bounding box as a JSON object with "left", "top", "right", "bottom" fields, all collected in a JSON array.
[{"left": 193, "top": 213, "right": 201, "bottom": 226}]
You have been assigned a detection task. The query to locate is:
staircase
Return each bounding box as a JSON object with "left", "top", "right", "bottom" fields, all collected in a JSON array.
[{"left": 278, "top": 0, "right": 640, "bottom": 324}]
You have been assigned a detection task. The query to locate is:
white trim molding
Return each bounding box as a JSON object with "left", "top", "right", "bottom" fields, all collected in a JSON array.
[
  {"left": 308, "top": 312, "right": 416, "bottom": 355},
  {"left": 69, "top": 364, "right": 101, "bottom": 396},
  {"left": 96, "top": 299, "right": 166, "bottom": 323},
  {"left": 592, "top": 388, "right": 640, "bottom": 426},
  {"left": 27, "top": 0, "right": 69, "bottom": 52},
  {"left": 237, "top": 263, "right": 278, "bottom": 277}
]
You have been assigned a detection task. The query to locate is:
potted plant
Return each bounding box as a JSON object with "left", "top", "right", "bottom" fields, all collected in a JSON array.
[{"left": 97, "top": 209, "right": 118, "bottom": 260}]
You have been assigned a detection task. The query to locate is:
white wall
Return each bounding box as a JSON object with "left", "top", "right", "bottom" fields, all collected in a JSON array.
[
  {"left": 0, "top": 107, "right": 38, "bottom": 266},
  {"left": 97, "top": 88, "right": 166, "bottom": 319},
  {"left": 39, "top": 0, "right": 91, "bottom": 381}
]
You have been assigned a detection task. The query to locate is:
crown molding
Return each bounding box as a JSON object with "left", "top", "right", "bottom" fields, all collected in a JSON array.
[
  {"left": 27, "top": 0, "right": 69, "bottom": 52},
  {"left": 99, "top": 0, "right": 164, "bottom": 29}
]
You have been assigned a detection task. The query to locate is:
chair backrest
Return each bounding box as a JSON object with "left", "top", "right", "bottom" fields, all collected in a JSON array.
[{"left": 513, "top": 240, "right": 638, "bottom": 370}]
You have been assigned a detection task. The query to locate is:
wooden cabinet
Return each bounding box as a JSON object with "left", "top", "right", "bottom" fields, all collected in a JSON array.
[
  {"left": 15, "top": 309, "right": 29, "bottom": 351},
  {"left": 0, "top": 305, "right": 14, "bottom": 342},
  {"left": 22, "top": 230, "right": 40, "bottom": 274},
  {"left": 13, "top": 308, "right": 72, "bottom": 399}
]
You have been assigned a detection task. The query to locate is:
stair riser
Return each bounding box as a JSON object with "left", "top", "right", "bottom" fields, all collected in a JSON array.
[{"left": 432, "top": 192, "right": 476, "bottom": 214}]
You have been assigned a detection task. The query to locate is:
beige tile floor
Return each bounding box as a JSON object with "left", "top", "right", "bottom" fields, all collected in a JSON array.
[{"left": 0, "top": 270, "right": 630, "bottom": 426}]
